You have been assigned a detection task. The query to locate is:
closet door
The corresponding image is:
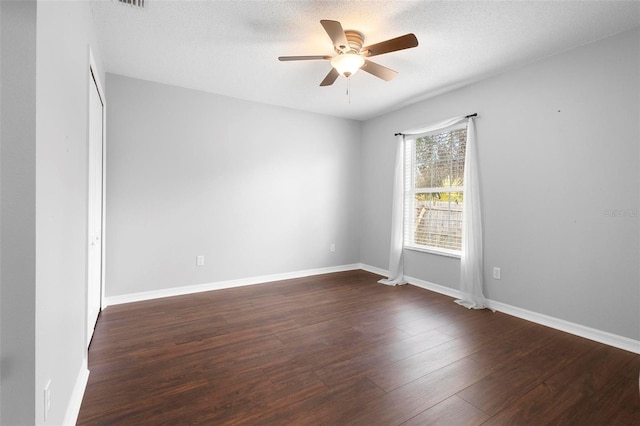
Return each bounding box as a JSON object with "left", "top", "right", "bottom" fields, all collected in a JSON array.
[{"left": 87, "top": 67, "right": 104, "bottom": 348}]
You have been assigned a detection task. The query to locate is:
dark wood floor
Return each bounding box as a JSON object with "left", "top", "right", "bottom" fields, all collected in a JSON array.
[{"left": 78, "top": 270, "right": 639, "bottom": 425}]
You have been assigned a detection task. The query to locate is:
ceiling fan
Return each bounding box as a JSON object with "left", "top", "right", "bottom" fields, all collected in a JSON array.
[{"left": 278, "top": 20, "right": 419, "bottom": 86}]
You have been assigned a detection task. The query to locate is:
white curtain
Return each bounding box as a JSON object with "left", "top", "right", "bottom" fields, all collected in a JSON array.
[
  {"left": 379, "top": 115, "right": 468, "bottom": 286},
  {"left": 455, "top": 117, "right": 487, "bottom": 309},
  {"left": 378, "top": 134, "right": 406, "bottom": 285}
]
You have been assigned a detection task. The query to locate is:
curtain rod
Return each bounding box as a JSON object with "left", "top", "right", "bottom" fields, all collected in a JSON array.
[{"left": 394, "top": 113, "right": 477, "bottom": 136}]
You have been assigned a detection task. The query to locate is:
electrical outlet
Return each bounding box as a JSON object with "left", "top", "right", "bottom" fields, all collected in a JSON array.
[
  {"left": 493, "top": 267, "right": 501, "bottom": 280},
  {"left": 44, "top": 379, "right": 51, "bottom": 422},
  {"left": 196, "top": 255, "right": 205, "bottom": 266},
  {"left": 330, "top": 243, "right": 336, "bottom": 252}
]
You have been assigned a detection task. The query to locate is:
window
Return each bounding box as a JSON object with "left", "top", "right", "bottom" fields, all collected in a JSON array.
[{"left": 404, "top": 124, "right": 467, "bottom": 256}]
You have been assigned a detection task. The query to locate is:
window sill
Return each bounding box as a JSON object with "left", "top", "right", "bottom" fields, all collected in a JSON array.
[{"left": 405, "top": 245, "right": 461, "bottom": 259}]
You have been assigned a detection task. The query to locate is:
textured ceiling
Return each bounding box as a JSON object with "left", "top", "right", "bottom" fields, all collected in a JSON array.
[{"left": 90, "top": 0, "right": 640, "bottom": 121}]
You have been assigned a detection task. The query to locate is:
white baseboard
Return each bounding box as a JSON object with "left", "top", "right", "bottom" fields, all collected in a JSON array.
[
  {"left": 62, "top": 360, "right": 90, "bottom": 426},
  {"left": 103, "top": 263, "right": 639, "bottom": 354},
  {"left": 104, "top": 263, "right": 362, "bottom": 306},
  {"left": 359, "top": 264, "right": 640, "bottom": 355},
  {"left": 405, "top": 274, "right": 463, "bottom": 300},
  {"left": 486, "top": 299, "right": 640, "bottom": 354},
  {"left": 359, "top": 263, "right": 388, "bottom": 277}
]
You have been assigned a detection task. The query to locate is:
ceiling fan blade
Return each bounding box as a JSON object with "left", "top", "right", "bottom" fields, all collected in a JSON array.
[
  {"left": 362, "top": 33, "right": 418, "bottom": 57},
  {"left": 278, "top": 55, "right": 332, "bottom": 61},
  {"left": 362, "top": 60, "right": 398, "bottom": 81},
  {"left": 320, "top": 20, "right": 349, "bottom": 51},
  {"left": 320, "top": 68, "right": 340, "bottom": 86}
]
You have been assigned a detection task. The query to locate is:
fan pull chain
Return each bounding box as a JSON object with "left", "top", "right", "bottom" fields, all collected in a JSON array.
[{"left": 347, "top": 78, "right": 351, "bottom": 104}]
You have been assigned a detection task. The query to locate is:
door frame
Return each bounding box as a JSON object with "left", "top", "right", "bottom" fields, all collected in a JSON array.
[{"left": 86, "top": 47, "right": 106, "bottom": 350}]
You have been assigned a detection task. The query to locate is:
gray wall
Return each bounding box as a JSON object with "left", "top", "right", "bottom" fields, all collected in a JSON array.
[
  {"left": 0, "top": 2, "right": 2, "bottom": 418},
  {"left": 0, "top": 2, "right": 2, "bottom": 417},
  {"left": 34, "top": 2, "right": 105, "bottom": 424},
  {"left": 361, "top": 29, "right": 640, "bottom": 341},
  {"left": 1, "top": 1, "right": 37, "bottom": 424},
  {"left": 1, "top": 1, "right": 105, "bottom": 424},
  {"left": 105, "top": 75, "right": 362, "bottom": 297}
]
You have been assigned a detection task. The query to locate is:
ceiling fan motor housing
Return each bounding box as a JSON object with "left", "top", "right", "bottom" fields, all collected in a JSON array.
[{"left": 336, "top": 30, "right": 365, "bottom": 54}]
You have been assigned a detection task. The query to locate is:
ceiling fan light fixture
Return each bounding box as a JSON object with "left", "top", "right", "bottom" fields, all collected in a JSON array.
[{"left": 331, "top": 53, "right": 365, "bottom": 78}]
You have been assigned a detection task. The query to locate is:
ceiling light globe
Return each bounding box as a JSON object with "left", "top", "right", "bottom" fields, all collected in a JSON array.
[{"left": 331, "top": 53, "right": 365, "bottom": 78}]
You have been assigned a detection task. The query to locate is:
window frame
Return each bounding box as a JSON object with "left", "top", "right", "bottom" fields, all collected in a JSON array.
[{"left": 403, "top": 122, "right": 467, "bottom": 258}]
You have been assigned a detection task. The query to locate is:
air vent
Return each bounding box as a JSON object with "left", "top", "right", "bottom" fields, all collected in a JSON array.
[{"left": 118, "top": 0, "right": 145, "bottom": 8}]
